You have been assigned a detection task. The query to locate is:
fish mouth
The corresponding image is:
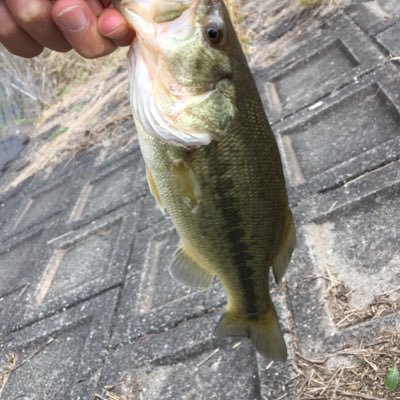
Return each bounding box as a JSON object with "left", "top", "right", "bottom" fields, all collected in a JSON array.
[
  {"left": 114, "top": 0, "right": 211, "bottom": 93},
  {"left": 114, "top": 0, "right": 200, "bottom": 36}
]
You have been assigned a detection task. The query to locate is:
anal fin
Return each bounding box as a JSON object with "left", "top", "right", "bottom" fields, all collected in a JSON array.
[
  {"left": 272, "top": 207, "right": 296, "bottom": 284},
  {"left": 169, "top": 245, "right": 214, "bottom": 288}
]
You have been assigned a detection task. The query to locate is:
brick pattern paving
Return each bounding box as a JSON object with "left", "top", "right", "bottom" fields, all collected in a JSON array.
[{"left": 0, "top": 2, "right": 400, "bottom": 399}]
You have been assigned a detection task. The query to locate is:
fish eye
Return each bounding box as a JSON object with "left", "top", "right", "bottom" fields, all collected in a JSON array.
[{"left": 205, "top": 24, "right": 223, "bottom": 44}]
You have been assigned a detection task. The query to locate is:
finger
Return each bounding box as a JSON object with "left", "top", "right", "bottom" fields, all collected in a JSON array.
[
  {"left": 52, "top": 0, "right": 116, "bottom": 59},
  {"left": 4, "top": 0, "right": 71, "bottom": 52},
  {"left": 98, "top": 8, "right": 135, "bottom": 47},
  {"left": 0, "top": 1, "right": 43, "bottom": 57},
  {"left": 85, "top": 0, "right": 104, "bottom": 16}
]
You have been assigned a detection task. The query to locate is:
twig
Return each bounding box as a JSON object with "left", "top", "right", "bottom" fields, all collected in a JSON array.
[
  {"left": 363, "top": 358, "right": 378, "bottom": 372},
  {"left": 332, "top": 367, "right": 345, "bottom": 398},
  {"left": 94, "top": 395, "right": 108, "bottom": 400},
  {"left": 196, "top": 348, "right": 219, "bottom": 368},
  {"left": 97, "top": 393, "right": 121, "bottom": 400},
  {"left": 336, "top": 390, "right": 382, "bottom": 400},
  {"left": 8, "top": 82, "right": 38, "bottom": 101},
  {"left": 319, "top": 366, "right": 342, "bottom": 395},
  {"left": 107, "top": 394, "right": 122, "bottom": 400},
  {"left": 266, "top": 360, "right": 274, "bottom": 370},
  {"left": 284, "top": 373, "right": 300, "bottom": 387},
  {"left": 291, "top": 361, "right": 307, "bottom": 378},
  {"left": 298, "top": 369, "right": 314, "bottom": 398},
  {"left": 15, "top": 283, "right": 29, "bottom": 301},
  {"left": 12, "top": 337, "right": 54, "bottom": 372},
  {"left": 274, "top": 392, "right": 292, "bottom": 400},
  {"left": 295, "top": 352, "right": 327, "bottom": 364},
  {"left": 336, "top": 313, "right": 354, "bottom": 327},
  {"left": 0, "top": 354, "right": 17, "bottom": 397},
  {"left": 47, "top": 230, "right": 75, "bottom": 245}
]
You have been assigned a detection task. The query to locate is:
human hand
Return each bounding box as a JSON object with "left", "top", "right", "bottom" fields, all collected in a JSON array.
[{"left": 0, "top": 0, "right": 135, "bottom": 58}]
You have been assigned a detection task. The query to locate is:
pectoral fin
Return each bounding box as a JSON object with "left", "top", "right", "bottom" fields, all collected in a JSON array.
[
  {"left": 145, "top": 165, "right": 164, "bottom": 212},
  {"left": 271, "top": 207, "right": 296, "bottom": 284},
  {"left": 170, "top": 161, "right": 200, "bottom": 211},
  {"left": 169, "top": 245, "right": 214, "bottom": 288}
]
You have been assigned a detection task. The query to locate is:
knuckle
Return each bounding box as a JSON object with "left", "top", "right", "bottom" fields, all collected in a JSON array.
[
  {"left": 17, "top": 2, "right": 49, "bottom": 26},
  {"left": 0, "top": 26, "right": 18, "bottom": 43},
  {"left": 0, "top": 12, "right": 17, "bottom": 40}
]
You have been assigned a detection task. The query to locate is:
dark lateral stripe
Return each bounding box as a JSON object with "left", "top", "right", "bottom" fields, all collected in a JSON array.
[{"left": 211, "top": 149, "right": 258, "bottom": 316}]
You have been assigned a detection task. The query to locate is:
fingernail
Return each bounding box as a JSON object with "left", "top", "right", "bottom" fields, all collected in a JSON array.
[{"left": 56, "top": 6, "right": 89, "bottom": 33}]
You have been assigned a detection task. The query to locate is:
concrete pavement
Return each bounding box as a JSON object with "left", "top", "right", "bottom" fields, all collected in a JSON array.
[{"left": 0, "top": 1, "right": 399, "bottom": 399}]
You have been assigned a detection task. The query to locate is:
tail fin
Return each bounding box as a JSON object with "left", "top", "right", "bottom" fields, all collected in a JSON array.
[{"left": 214, "top": 309, "right": 287, "bottom": 361}]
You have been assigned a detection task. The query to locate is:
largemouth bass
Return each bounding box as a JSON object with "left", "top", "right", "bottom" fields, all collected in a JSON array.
[{"left": 114, "top": 0, "right": 296, "bottom": 360}]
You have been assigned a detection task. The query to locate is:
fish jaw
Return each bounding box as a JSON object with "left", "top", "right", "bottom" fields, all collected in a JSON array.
[
  {"left": 114, "top": 0, "right": 236, "bottom": 147},
  {"left": 113, "top": 0, "right": 199, "bottom": 49},
  {"left": 114, "top": 0, "right": 195, "bottom": 23}
]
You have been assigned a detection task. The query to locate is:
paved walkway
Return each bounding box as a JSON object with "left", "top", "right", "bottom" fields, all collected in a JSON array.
[{"left": 0, "top": 1, "right": 400, "bottom": 399}]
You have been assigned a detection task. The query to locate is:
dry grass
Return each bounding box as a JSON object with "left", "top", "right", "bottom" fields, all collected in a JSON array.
[
  {"left": 288, "top": 267, "right": 400, "bottom": 397},
  {"left": 0, "top": 47, "right": 128, "bottom": 128},
  {"left": 226, "top": 0, "right": 243, "bottom": 26},
  {"left": 0, "top": 338, "right": 54, "bottom": 396},
  {"left": 225, "top": 0, "right": 248, "bottom": 47},
  {"left": 0, "top": 46, "right": 131, "bottom": 190},
  {"left": 0, "top": 353, "right": 18, "bottom": 397},
  {"left": 334, "top": 287, "right": 400, "bottom": 329},
  {"left": 283, "top": 331, "right": 400, "bottom": 399},
  {"left": 244, "top": 0, "right": 350, "bottom": 66},
  {"left": 96, "top": 376, "right": 143, "bottom": 400},
  {"left": 310, "top": 266, "right": 400, "bottom": 330},
  {"left": 0, "top": 46, "right": 126, "bottom": 106},
  {"left": 1, "top": 48, "right": 134, "bottom": 193},
  {"left": 98, "top": 333, "right": 400, "bottom": 400}
]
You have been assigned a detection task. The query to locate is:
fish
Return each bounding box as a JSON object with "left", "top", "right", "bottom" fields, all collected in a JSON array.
[{"left": 113, "top": 0, "right": 296, "bottom": 360}]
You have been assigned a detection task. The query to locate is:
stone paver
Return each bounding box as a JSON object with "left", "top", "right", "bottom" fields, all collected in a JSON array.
[
  {"left": 271, "top": 63, "right": 400, "bottom": 198},
  {"left": 256, "top": 13, "right": 385, "bottom": 123},
  {"left": 1, "top": 2, "right": 400, "bottom": 399}
]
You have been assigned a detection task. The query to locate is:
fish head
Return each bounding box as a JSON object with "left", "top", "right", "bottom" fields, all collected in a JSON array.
[{"left": 114, "top": 0, "right": 239, "bottom": 146}]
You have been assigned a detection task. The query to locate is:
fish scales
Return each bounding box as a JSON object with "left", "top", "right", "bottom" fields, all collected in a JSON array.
[{"left": 115, "top": 0, "right": 296, "bottom": 360}]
